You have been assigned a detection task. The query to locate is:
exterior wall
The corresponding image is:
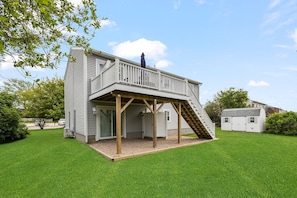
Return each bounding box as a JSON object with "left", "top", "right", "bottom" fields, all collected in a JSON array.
[
  {"left": 247, "top": 100, "right": 266, "bottom": 109},
  {"left": 221, "top": 117, "right": 232, "bottom": 131},
  {"left": 221, "top": 108, "right": 266, "bottom": 133},
  {"left": 245, "top": 109, "right": 266, "bottom": 132},
  {"left": 143, "top": 112, "right": 167, "bottom": 138},
  {"left": 161, "top": 103, "right": 190, "bottom": 130},
  {"left": 86, "top": 55, "right": 98, "bottom": 137},
  {"left": 125, "top": 104, "right": 146, "bottom": 139},
  {"left": 64, "top": 48, "right": 88, "bottom": 142}
]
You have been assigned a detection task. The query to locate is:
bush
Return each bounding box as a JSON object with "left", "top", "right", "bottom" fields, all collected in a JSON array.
[
  {"left": 265, "top": 111, "right": 297, "bottom": 136},
  {"left": 0, "top": 92, "right": 29, "bottom": 143}
]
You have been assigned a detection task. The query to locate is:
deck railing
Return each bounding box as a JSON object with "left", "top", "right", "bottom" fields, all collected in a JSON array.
[{"left": 91, "top": 59, "right": 188, "bottom": 96}]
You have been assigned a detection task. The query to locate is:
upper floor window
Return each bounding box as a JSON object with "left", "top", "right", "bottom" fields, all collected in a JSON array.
[
  {"left": 96, "top": 59, "right": 111, "bottom": 76},
  {"left": 96, "top": 59, "right": 105, "bottom": 76}
]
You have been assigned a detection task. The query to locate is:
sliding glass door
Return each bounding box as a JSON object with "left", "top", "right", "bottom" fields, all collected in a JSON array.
[{"left": 99, "top": 109, "right": 116, "bottom": 139}]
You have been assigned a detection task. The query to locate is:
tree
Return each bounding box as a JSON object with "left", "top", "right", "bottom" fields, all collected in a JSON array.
[
  {"left": 0, "top": 91, "right": 29, "bottom": 143},
  {"left": 2, "top": 77, "right": 65, "bottom": 128},
  {"left": 21, "top": 77, "right": 64, "bottom": 121},
  {"left": 0, "top": 0, "right": 101, "bottom": 74},
  {"left": 204, "top": 87, "right": 249, "bottom": 125},
  {"left": 214, "top": 87, "right": 249, "bottom": 110},
  {"left": 1, "top": 78, "right": 33, "bottom": 109},
  {"left": 266, "top": 111, "right": 297, "bottom": 136},
  {"left": 204, "top": 100, "right": 221, "bottom": 126}
]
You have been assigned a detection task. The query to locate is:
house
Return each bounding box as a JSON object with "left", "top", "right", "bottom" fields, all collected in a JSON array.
[
  {"left": 247, "top": 99, "right": 287, "bottom": 117},
  {"left": 247, "top": 100, "right": 266, "bottom": 109},
  {"left": 64, "top": 47, "right": 215, "bottom": 154},
  {"left": 221, "top": 108, "right": 266, "bottom": 133}
]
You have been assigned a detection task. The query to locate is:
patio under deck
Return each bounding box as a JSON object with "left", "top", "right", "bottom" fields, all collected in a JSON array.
[{"left": 89, "top": 134, "right": 216, "bottom": 161}]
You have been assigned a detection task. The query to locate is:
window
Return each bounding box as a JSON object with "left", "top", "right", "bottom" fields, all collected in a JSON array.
[
  {"left": 96, "top": 59, "right": 106, "bottom": 75},
  {"left": 249, "top": 117, "right": 257, "bottom": 123},
  {"left": 224, "top": 117, "right": 229, "bottom": 123},
  {"left": 164, "top": 109, "right": 171, "bottom": 122}
]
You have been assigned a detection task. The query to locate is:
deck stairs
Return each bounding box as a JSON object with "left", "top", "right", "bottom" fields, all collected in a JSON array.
[{"left": 172, "top": 87, "right": 215, "bottom": 139}]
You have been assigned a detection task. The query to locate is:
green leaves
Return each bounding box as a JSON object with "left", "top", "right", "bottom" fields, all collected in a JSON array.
[
  {"left": 266, "top": 111, "right": 297, "bottom": 135},
  {"left": 215, "top": 87, "right": 249, "bottom": 109},
  {"left": 0, "top": 0, "right": 101, "bottom": 75},
  {"left": 2, "top": 77, "right": 64, "bottom": 120},
  {"left": 0, "top": 91, "right": 29, "bottom": 143}
]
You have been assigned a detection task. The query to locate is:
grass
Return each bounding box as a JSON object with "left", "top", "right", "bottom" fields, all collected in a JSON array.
[{"left": 1, "top": 128, "right": 297, "bottom": 197}]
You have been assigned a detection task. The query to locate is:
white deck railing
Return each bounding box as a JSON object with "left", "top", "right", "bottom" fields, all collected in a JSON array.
[{"left": 91, "top": 59, "right": 188, "bottom": 96}]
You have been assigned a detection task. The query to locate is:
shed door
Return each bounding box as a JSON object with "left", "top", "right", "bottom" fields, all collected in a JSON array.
[{"left": 232, "top": 117, "right": 246, "bottom": 131}]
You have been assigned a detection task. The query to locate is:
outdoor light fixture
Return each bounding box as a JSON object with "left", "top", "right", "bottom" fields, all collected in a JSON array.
[{"left": 92, "top": 107, "right": 97, "bottom": 115}]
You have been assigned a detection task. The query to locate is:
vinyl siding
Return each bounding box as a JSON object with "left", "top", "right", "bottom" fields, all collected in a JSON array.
[
  {"left": 64, "top": 48, "right": 86, "bottom": 136},
  {"left": 125, "top": 105, "right": 145, "bottom": 133},
  {"left": 87, "top": 55, "right": 97, "bottom": 136}
]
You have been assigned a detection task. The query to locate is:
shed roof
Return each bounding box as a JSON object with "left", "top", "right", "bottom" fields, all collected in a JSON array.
[{"left": 221, "top": 108, "right": 262, "bottom": 117}]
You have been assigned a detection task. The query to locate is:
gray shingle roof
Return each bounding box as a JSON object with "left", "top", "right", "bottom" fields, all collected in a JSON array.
[{"left": 221, "top": 108, "right": 261, "bottom": 117}]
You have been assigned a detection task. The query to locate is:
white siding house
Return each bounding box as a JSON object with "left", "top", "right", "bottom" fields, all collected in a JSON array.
[
  {"left": 221, "top": 108, "right": 266, "bottom": 133},
  {"left": 64, "top": 47, "right": 215, "bottom": 153}
]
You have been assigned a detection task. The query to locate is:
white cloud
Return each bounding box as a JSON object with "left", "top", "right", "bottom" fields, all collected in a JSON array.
[
  {"left": 0, "top": 56, "right": 17, "bottom": 70},
  {"left": 273, "top": 44, "right": 292, "bottom": 48},
  {"left": 290, "top": 29, "right": 297, "bottom": 44},
  {"left": 173, "top": 0, "right": 181, "bottom": 10},
  {"left": 262, "top": 11, "right": 281, "bottom": 27},
  {"left": 269, "top": 0, "right": 281, "bottom": 9},
  {"left": 282, "top": 66, "right": 297, "bottom": 71},
  {"left": 262, "top": 1, "right": 297, "bottom": 34},
  {"left": 109, "top": 38, "right": 170, "bottom": 68},
  {"left": 155, "top": 60, "right": 171, "bottom": 68},
  {"left": 100, "top": 19, "right": 117, "bottom": 28},
  {"left": 248, "top": 80, "right": 270, "bottom": 87}
]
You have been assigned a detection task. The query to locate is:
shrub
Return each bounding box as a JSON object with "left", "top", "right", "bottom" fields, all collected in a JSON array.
[
  {"left": 0, "top": 92, "right": 29, "bottom": 143},
  {"left": 265, "top": 111, "right": 297, "bottom": 136}
]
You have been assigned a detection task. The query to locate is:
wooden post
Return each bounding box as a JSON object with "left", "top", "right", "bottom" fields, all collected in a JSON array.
[
  {"left": 153, "top": 99, "right": 157, "bottom": 148},
  {"left": 116, "top": 94, "right": 122, "bottom": 154},
  {"left": 178, "top": 103, "right": 181, "bottom": 143}
]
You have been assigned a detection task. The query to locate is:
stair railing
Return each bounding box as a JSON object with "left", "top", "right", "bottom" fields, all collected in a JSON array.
[{"left": 187, "top": 85, "right": 216, "bottom": 138}]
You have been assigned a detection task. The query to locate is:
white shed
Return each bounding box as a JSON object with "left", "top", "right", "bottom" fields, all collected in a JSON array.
[{"left": 221, "top": 108, "right": 266, "bottom": 133}]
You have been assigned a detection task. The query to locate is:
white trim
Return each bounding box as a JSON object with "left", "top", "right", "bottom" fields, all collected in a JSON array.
[{"left": 83, "top": 51, "right": 88, "bottom": 143}]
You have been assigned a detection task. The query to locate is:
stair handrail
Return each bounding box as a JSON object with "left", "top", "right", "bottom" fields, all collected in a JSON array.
[{"left": 187, "top": 85, "right": 216, "bottom": 138}]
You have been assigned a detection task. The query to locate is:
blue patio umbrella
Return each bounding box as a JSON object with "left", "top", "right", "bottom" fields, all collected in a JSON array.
[{"left": 141, "top": 52, "right": 146, "bottom": 68}]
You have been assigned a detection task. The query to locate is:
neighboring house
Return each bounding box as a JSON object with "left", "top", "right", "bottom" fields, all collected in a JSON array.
[
  {"left": 247, "top": 100, "right": 266, "bottom": 109},
  {"left": 265, "top": 105, "right": 287, "bottom": 117},
  {"left": 221, "top": 108, "right": 266, "bottom": 133},
  {"left": 64, "top": 47, "right": 215, "bottom": 154},
  {"left": 248, "top": 99, "right": 287, "bottom": 117}
]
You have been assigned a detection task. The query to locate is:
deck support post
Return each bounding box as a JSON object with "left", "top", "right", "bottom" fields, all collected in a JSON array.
[
  {"left": 116, "top": 94, "right": 122, "bottom": 154},
  {"left": 178, "top": 103, "right": 182, "bottom": 143},
  {"left": 153, "top": 99, "right": 157, "bottom": 148}
]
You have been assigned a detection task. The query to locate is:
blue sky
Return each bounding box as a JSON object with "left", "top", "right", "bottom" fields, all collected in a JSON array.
[{"left": 1, "top": 0, "right": 297, "bottom": 111}]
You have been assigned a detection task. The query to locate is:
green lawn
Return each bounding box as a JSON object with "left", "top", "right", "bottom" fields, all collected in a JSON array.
[{"left": 1, "top": 128, "right": 297, "bottom": 198}]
